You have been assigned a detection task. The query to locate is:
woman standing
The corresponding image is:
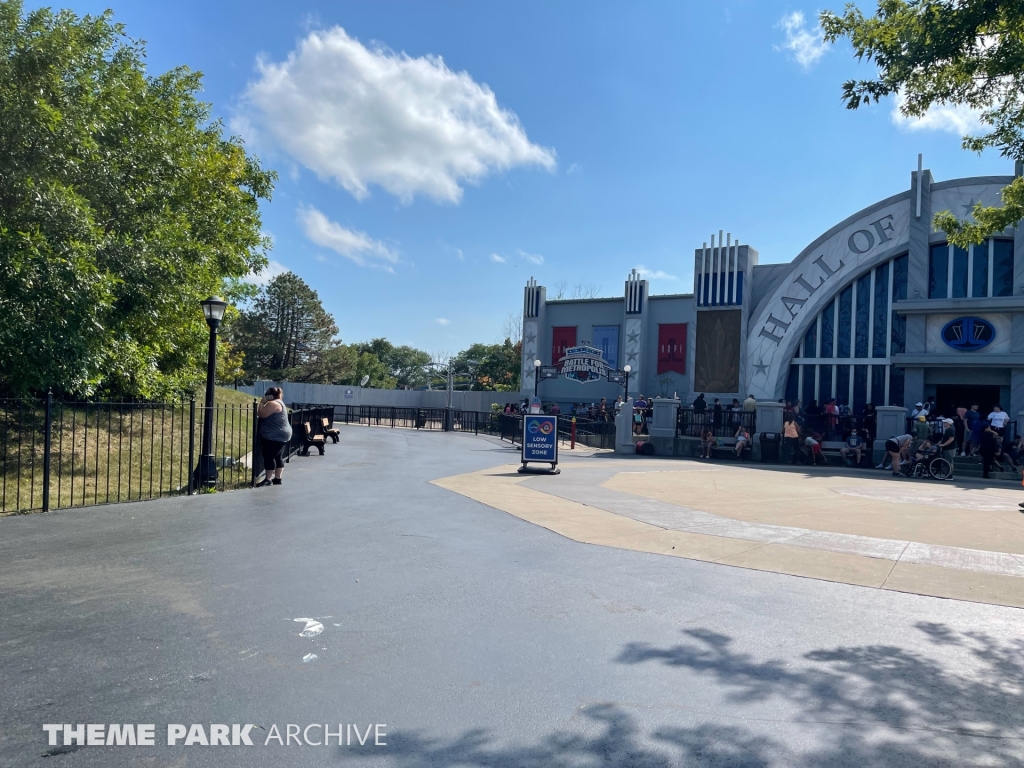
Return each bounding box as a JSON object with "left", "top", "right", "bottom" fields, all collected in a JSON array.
[{"left": 258, "top": 387, "right": 292, "bottom": 486}]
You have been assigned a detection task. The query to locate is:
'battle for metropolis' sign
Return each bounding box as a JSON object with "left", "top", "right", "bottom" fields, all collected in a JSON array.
[{"left": 558, "top": 343, "right": 609, "bottom": 383}]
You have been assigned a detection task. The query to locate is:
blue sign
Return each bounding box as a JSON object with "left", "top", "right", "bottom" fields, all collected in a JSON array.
[
  {"left": 941, "top": 316, "right": 995, "bottom": 352},
  {"left": 522, "top": 415, "right": 558, "bottom": 464}
]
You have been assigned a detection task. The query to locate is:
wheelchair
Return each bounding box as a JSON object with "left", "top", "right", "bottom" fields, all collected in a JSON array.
[{"left": 905, "top": 451, "right": 953, "bottom": 481}]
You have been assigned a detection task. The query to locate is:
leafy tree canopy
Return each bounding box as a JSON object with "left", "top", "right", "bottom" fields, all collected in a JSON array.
[
  {"left": 0, "top": 1, "right": 275, "bottom": 397},
  {"left": 353, "top": 338, "right": 431, "bottom": 389},
  {"left": 821, "top": 0, "right": 1024, "bottom": 246}
]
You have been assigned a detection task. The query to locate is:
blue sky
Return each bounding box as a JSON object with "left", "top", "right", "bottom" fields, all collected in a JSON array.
[{"left": 36, "top": 1, "right": 1006, "bottom": 353}]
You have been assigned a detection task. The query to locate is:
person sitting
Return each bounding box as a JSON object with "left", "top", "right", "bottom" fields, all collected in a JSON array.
[
  {"left": 840, "top": 430, "right": 866, "bottom": 467},
  {"left": 734, "top": 425, "right": 751, "bottom": 459},
  {"left": 912, "top": 438, "right": 936, "bottom": 468},
  {"left": 1005, "top": 434, "right": 1024, "bottom": 469},
  {"left": 700, "top": 428, "right": 715, "bottom": 459}
]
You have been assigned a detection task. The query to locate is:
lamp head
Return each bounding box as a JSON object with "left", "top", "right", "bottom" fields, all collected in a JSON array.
[
  {"left": 201, "top": 296, "right": 228, "bottom": 327},
  {"left": 533, "top": 359, "right": 542, "bottom": 367},
  {"left": 623, "top": 364, "right": 631, "bottom": 373}
]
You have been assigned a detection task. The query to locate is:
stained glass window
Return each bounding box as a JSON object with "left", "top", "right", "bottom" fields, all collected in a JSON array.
[
  {"left": 873, "top": 262, "right": 889, "bottom": 358},
  {"left": 855, "top": 273, "right": 870, "bottom": 358},
  {"left": 929, "top": 244, "right": 948, "bottom": 298},
  {"left": 890, "top": 254, "right": 907, "bottom": 355},
  {"left": 994, "top": 239, "right": 1014, "bottom": 297},
  {"left": 951, "top": 246, "right": 968, "bottom": 298},
  {"left": 820, "top": 299, "right": 835, "bottom": 358},
  {"left": 972, "top": 243, "right": 988, "bottom": 297},
  {"left": 836, "top": 364, "right": 851, "bottom": 407},
  {"left": 837, "top": 285, "right": 852, "bottom": 358}
]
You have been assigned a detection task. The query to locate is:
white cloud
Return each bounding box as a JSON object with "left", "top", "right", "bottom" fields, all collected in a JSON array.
[
  {"left": 247, "top": 259, "right": 289, "bottom": 286},
  {"left": 890, "top": 90, "right": 985, "bottom": 135},
  {"left": 566, "top": 162, "right": 582, "bottom": 175},
  {"left": 298, "top": 205, "right": 398, "bottom": 271},
  {"left": 489, "top": 253, "right": 506, "bottom": 263},
  {"left": 434, "top": 318, "right": 450, "bottom": 326},
  {"left": 236, "top": 26, "right": 556, "bottom": 204},
  {"left": 517, "top": 249, "right": 544, "bottom": 265},
  {"left": 635, "top": 265, "right": 678, "bottom": 281},
  {"left": 776, "top": 11, "right": 828, "bottom": 70}
]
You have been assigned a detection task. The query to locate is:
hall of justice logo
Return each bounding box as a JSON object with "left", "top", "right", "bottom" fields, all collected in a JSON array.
[{"left": 558, "top": 342, "right": 610, "bottom": 382}]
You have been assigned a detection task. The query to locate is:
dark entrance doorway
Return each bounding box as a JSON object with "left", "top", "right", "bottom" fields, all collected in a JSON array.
[{"left": 934, "top": 384, "right": 1001, "bottom": 417}]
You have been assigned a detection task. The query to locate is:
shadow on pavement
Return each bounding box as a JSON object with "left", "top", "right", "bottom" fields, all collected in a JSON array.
[{"left": 339, "top": 622, "right": 1024, "bottom": 766}]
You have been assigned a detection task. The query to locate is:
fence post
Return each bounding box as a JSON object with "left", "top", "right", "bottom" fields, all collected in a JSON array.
[
  {"left": 187, "top": 398, "right": 196, "bottom": 495},
  {"left": 251, "top": 399, "right": 259, "bottom": 487},
  {"left": 42, "top": 389, "right": 53, "bottom": 513}
]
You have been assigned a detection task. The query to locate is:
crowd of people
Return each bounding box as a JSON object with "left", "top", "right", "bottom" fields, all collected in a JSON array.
[{"left": 501, "top": 395, "right": 655, "bottom": 433}]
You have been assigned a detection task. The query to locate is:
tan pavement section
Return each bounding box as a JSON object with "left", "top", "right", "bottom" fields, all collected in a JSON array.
[
  {"left": 604, "top": 466, "right": 1024, "bottom": 554},
  {"left": 432, "top": 464, "right": 1024, "bottom": 609}
]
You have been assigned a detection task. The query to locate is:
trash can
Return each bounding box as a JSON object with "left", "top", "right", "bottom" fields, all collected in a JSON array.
[{"left": 760, "top": 432, "right": 780, "bottom": 463}]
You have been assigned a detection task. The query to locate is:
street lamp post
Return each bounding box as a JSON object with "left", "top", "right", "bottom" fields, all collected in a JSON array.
[
  {"left": 196, "top": 296, "right": 228, "bottom": 489},
  {"left": 622, "top": 364, "right": 631, "bottom": 400},
  {"left": 533, "top": 359, "right": 542, "bottom": 397}
]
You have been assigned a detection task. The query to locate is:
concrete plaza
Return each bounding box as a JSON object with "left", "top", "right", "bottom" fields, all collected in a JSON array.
[{"left": 2, "top": 427, "right": 1023, "bottom": 766}]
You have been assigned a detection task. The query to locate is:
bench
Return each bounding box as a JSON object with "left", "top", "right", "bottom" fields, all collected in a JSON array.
[
  {"left": 705, "top": 438, "right": 752, "bottom": 460},
  {"left": 321, "top": 417, "right": 340, "bottom": 443},
  {"left": 301, "top": 422, "right": 326, "bottom": 456}
]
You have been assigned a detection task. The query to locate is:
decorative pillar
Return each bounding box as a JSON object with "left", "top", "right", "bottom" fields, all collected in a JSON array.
[
  {"left": 622, "top": 270, "right": 649, "bottom": 397},
  {"left": 615, "top": 397, "right": 636, "bottom": 454},
  {"left": 520, "top": 277, "right": 546, "bottom": 396}
]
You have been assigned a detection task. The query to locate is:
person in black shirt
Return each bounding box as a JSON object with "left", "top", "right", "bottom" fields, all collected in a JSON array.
[
  {"left": 979, "top": 422, "right": 999, "bottom": 479},
  {"left": 692, "top": 393, "right": 707, "bottom": 412}
]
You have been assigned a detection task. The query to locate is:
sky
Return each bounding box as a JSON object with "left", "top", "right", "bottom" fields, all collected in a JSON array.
[{"left": 31, "top": 1, "right": 1006, "bottom": 354}]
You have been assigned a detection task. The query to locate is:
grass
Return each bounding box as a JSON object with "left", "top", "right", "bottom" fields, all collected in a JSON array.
[{"left": 1, "top": 393, "right": 259, "bottom": 515}]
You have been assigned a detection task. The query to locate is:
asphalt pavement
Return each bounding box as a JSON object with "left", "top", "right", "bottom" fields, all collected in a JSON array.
[{"left": 1, "top": 426, "right": 1022, "bottom": 767}]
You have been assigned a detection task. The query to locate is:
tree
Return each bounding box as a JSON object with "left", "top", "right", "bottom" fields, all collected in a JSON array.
[
  {"left": 230, "top": 272, "right": 339, "bottom": 382},
  {"left": 0, "top": 2, "right": 275, "bottom": 397},
  {"left": 821, "top": 1, "right": 1024, "bottom": 245},
  {"left": 354, "top": 338, "right": 431, "bottom": 388},
  {"left": 452, "top": 339, "right": 522, "bottom": 391}
]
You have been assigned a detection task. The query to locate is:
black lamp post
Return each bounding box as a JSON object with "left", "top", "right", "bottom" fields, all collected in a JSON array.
[
  {"left": 196, "top": 296, "right": 228, "bottom": 488},
  {"left": 533, "top": 359, "right": 542, "bottom": 397},
  {"left": 623, "top": 364, "right": 631, "bottom": 400}
]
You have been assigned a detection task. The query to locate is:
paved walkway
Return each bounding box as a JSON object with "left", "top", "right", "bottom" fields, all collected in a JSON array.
[{"left": 434, "top": 457, "right": 1024, "bottom": 609}]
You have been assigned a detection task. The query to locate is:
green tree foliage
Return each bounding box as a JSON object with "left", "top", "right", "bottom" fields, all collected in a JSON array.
[
  {"left": 821, "top": 1, "right": 1024, "bottom": 246},
  {"left": 354, "top": 338, "right": 431, "bottom": 389},
  {"left": 230, "top": 272, "right": 340, "bottom": 382},
  {"left": 0, "top": 2, "right": 275, "bottom": 397},
  {"left": 452, "top": 339, "right": 521, "bottom": 391}
]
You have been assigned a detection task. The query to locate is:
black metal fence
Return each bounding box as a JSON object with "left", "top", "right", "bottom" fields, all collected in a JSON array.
[
  {"left": 677, "top": 409, "right": 757, "bottom": 439},
  {"left": 558, "top": 416, "right": 615, "bottom": 449},
  {"left": 0, "top": 397, "right": 340, "bottom": 515}
]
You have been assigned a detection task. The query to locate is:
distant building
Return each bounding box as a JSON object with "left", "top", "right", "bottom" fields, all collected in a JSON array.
[{"left": 520, "top": 163, "right": 1024, "bottom": 417}]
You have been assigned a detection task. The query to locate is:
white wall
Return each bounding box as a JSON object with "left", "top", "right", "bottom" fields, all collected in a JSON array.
[{"left": 250, "top": 381, "right": 514, "bottom": 411}]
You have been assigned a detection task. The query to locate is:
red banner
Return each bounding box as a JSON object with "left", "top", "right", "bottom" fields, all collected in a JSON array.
[
  {"left": 551, "top": 326, "right": 577, "bottom": 370},
  {"left": 657, "top": 323, "right": 687, "bottom": 374}
]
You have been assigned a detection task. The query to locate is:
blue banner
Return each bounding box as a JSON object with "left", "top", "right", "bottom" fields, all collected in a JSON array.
[
  {"left": 522, "top": 415, "right": 558, "bottom": 464},
  {"left": 592, "top": 326, "right": 619, "bottom": 370}
]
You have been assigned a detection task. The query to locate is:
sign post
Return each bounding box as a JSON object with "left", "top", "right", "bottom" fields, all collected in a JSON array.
[{"left": 519, "top": 414, "right": 560, "bottom": 474}]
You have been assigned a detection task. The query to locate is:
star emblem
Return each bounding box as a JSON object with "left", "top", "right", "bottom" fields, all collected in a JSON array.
[
  {"left": 961, "top": 198, "right": 978, "bottom": 216},
  {"left": 627, "top": 330, "right": 640, "bottom": 345},
  {"left": 525, "top": 332, "right": 536, "bottom": 345},
  {"left": 752, "top": 358, "right": 769, "bottom": 376}
]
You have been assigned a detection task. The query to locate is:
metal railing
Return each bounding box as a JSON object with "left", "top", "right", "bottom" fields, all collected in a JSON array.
[
  {"left": 903, "top": 416, "right": 1017, "bottom": 444},
  {"left": 1, "top": 395, "right": 260, "bottom": 514},
  {"left": 677, "top": 408, "right": 757, "bottom": 439},
  {"left": 0, "top": 397, "right": 340, "bottom": 515}
]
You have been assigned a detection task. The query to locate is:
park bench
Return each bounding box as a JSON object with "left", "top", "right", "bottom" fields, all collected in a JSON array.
[
  {"left": 706, "top": 437, "right": 752, "bottom": 461},
  {"left": 301, "top": 422, "right": 326, "bottom": 456},
  {"left": 321, "top": 417, "right": 340, "bottom": 443}
]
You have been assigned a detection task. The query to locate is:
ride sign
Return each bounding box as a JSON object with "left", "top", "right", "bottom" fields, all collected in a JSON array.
[{"left": 521, "top": 414, "right": 559, "bottom": 472}]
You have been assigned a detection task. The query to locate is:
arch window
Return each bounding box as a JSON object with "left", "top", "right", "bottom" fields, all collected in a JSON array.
[{"left": 785, "top": 254, "right": 908, "bottom": 408}]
